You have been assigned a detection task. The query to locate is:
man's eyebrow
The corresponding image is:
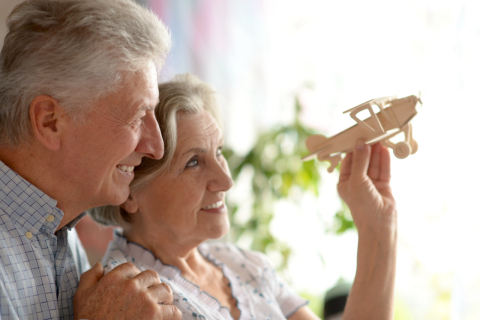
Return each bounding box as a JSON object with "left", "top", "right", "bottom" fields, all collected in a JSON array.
[
  {"left": 144, "top": 101, "right": 158, "bottom": 112},
  {"left": 154, "top": 98, "right": 160, "bottom": 108},
  {"left": 145, "top": 104, "right": 156, "bottom": 112},
  {"left": 136, "top": 103, "right": 157, "bottom": 115}
]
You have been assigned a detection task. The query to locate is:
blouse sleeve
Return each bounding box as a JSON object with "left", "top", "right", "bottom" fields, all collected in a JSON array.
[{"left": 239, "top": 248, "right": 309, "bottom": 318}]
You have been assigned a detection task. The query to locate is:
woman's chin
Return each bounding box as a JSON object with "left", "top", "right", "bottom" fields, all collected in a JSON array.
[{"left": 207, "top": 224, "right": 230, "bottom": 240}]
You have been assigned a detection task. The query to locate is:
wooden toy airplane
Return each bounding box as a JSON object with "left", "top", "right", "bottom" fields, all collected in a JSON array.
[{"left": 302, "top": 95, "right": 421, "bottom": 172}]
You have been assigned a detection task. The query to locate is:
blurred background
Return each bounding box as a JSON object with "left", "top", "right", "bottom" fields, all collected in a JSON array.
[{"left": 2, "top": 0, "right": 480, "bottom": 319}]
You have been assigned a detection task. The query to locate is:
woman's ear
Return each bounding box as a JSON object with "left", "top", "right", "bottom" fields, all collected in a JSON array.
[
  {"left": 30, "top": 95, "right": 66, "bottom": 151},
  {"left": 121, "top": 194, "right": 139, "bottom": 214}
]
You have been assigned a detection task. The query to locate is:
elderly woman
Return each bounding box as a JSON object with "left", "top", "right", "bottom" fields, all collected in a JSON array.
[{"left": 90, "top": 74, "right": 397, "bottom": 320}]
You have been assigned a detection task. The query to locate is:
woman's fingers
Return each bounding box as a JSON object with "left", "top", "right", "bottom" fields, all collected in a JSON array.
[
  {"left": 339, "top": 151, "right": 353, "bottom": 182},
  {"left": 367, "top": 143, "right": 382, "bottom": 181},
  {"left": 367, "top": 143, "right": 391, "bottom": 183},
  {"left": 378, "top": 144, "right": 391, "bottom": 183},
  {"left": 350, "top": 140, "right": 371, "bottom": 181},
  {"left": 361, "top": 143, "right": 392, "bottom": 183}
]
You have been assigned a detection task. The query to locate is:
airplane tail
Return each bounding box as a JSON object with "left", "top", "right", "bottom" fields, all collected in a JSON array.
[
  {"left": 305, "top": 134, "right": 341, "bottom": 172},
  {"left": 325, "top": 155, "right": 342, "bottom": 173}
]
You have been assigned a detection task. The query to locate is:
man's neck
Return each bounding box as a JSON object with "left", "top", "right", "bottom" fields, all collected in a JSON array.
[{"left": 0, "top": 144, "right": 83, "bottom": 231}]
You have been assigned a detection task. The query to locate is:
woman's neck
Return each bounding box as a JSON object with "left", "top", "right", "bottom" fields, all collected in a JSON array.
[
  {"left": 123, "top": 227, "right": 240, "bottom": 318},
  {"left": 123, "top": 227, "right": 212, "bottom": 282}
]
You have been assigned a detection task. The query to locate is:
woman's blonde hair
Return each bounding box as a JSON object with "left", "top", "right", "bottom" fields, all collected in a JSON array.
[{"left": 89, "top": 73, "right": 222, "bottom": 228}]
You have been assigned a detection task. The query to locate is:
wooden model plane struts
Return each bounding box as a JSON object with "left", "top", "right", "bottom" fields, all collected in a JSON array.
[{"left": 302, "top": 95, "right": 421, "bottom": 173}]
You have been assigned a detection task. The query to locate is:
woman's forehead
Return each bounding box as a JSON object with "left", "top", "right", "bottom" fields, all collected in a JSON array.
[{"left": 175, "top": 111, "right": 223, "bottom": 151}]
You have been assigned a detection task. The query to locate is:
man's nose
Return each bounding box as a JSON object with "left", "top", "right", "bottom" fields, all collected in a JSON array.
[{"left": 136, "top": 111, "right": 164, "bottom": 159}]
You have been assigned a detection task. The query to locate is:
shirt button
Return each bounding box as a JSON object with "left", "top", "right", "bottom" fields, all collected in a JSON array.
[
  {"left": 25, "top": 232, "right": 33, "bottom": 239},
  {"left": 46, "top": 215, "right": 55, "bottom": 223}
]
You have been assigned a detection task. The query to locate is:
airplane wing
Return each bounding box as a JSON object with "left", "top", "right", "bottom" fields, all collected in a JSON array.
[{"left": 343, "top": 101, "right": 386, "bottom": 135}]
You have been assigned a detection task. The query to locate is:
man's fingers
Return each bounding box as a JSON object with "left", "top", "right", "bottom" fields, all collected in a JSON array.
[
  {"left": 350, "top": 140, "right": 371, "bottom": 180},
  {"left": 157, "top": 304, "right": 183, "bottom": 320},
  {"left": 132, "top": 269, "right": 162, "bottom": 288},
  {"left": 149, "top": 282, "right": 174, "bottom": 305},
  {"left": 107, "top": 262, "right": 143, "bottom": 279},
  {"left": 76, "top": 262, "right": 103, "bottom": 293}
]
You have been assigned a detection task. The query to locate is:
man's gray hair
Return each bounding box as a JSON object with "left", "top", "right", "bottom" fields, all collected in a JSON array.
[{"left": 0, "top": 0, "right": 171, "bottom": 147}]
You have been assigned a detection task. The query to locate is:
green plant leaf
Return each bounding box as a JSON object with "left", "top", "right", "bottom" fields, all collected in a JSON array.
[{"left": 226, "top": 94, "right": 353, "bottom": 270}]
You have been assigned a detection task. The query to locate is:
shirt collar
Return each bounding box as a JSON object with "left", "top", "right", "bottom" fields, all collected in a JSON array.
[{"left": 0, "top": 160, "right": 85, "bottom": 236}]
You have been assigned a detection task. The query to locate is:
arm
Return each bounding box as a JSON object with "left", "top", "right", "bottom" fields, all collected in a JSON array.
[
  {"left": 288, "top": 141, "right": 395, "bottom": 320},
  {"left": 73, "top": 262, "right": 182, "bottom": 320},
  {"left": 337, "top": 140, "right": 397, "bottom": 320},
  {"left": 288, "top": 305, "right": 321, "bottom": 320}
]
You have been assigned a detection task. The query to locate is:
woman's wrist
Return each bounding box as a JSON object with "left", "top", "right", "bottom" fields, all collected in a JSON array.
[
  {"left": 353, "top": 203, "right": 397, "bottom": 240},
  {"left": 355, "top": 217, "right": 397, "bottom": 279}
]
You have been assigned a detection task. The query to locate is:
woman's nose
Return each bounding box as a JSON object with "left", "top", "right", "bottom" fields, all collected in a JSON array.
[{"left": 208, "top": 161, "right": 233, "bottom": 192}]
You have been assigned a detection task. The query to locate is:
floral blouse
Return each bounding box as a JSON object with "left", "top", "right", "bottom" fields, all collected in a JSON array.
[{"left": 102, "top": 231, "right": 308, "bottom": 320}]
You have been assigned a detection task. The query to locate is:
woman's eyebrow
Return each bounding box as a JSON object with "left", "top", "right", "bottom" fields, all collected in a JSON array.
[{"left": 181, "top": 147, "right": 207, "bottom": 156}]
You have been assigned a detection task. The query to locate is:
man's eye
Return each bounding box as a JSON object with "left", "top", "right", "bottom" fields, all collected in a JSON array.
[
  {"left": 216, "top": 146, "right": 223, "bottom": 157},
  {"left": 186, "top": 156, "right": 198, "bottom": 168},
  {"left": 131, "top": 118, "right": 143, "bottom": 129},
  {"left": 131, "top": 112, "right": 147, "bottom": 129}
]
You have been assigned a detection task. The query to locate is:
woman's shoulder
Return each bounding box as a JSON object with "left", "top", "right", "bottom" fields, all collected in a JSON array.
[{"left": 201, "top": 242, "right": 272, "bottom": 268}]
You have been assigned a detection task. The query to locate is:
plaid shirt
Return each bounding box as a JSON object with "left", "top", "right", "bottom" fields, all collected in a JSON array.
[{"left": 0, "top": 161, "right": 90, "bottom": 319}]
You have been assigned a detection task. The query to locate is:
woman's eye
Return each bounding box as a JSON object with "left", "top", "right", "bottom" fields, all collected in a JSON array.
[
  {"left": 216, "top": 147, "right": 223, "bottom": 157},
  {"left": 186, "top": 156, "right": 199, "bottom": 168}
]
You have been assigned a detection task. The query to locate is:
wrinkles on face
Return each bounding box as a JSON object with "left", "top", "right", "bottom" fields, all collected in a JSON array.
[
  {"left": 58, "top": 61, "right": 161, "bottom": 211},
  {"left": 128, "top": 110, "right": 232, "bottom": 252},
  {"left": 90, "top": 71, "right": 159, "bottom": 142},
  {"left": 170, "top": 114, "right": 223, "bottom": 176}
]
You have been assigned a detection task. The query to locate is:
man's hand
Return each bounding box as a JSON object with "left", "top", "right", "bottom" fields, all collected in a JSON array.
[
  {"left": 337, "top": 140, "right": 396, "bottom": 236},
  {"left": 74, "top": 262, "right": 182, "bottom": 320}
]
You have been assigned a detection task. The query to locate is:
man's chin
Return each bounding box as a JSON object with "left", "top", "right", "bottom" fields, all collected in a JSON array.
[
  {"left": 102, "top": 187, "right": 130, "bottom": 207},
  {"left": 106, "top": 175, "right": 133, "bottom": 206}
]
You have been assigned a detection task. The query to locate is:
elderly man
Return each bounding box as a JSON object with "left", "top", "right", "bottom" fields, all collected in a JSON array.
[{"left": 0, "top": 0, "right": 181, "bottom": 319}]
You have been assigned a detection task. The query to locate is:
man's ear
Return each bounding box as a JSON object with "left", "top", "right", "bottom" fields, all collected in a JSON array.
[
  {"left": 121, "top": 194, "right": 139, "bottom": 214},
  {"left": 30, "top": 95, "right": 67, "bottom": 151}
]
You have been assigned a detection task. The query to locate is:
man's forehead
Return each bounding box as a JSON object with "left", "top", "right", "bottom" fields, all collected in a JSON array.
[{"left": 109, "top": 66, "right": 159, "bottom": 113}]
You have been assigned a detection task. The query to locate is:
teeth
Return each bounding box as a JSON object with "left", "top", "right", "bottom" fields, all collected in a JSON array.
[
  {"left": 203, "top": 201, "right": 223, "bottom": 210},
  {"left": 117, "top": 165, "right": 134, "bottom": 173}
]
